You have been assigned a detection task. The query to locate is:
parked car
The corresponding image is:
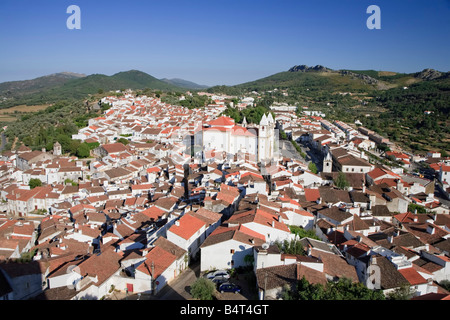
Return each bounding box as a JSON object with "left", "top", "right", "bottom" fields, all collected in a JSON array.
[
  {"left": 210, "top": 275, "right": 229, "bottom": 286},
  {"left": 218, "top": 282, "right": 241, "bottom": 294},
  {"left": 204, "top": 270, "right": 230, "bottom": 280}
]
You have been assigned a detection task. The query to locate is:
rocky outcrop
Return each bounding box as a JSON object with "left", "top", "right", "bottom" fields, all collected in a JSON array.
[
  {"left": 288, "top": 65, "right": 332, "bottom": 73},
  {"left": 414, "top": 68, "right": 444, "bottom": 80},
  {"left": 339, "top": 70, "right": 378, "bottom": 85}
]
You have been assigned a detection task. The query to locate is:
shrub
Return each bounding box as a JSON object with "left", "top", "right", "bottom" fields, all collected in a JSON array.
[{"left": 190, "top": 277, "right": 216, "bottom": 300}]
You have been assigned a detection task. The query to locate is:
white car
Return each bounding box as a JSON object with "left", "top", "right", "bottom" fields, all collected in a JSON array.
[{"left": 204, "top": 270, "right": 230, "bottom": 280}]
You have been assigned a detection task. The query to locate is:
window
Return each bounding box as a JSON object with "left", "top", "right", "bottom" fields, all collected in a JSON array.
[{"left": 230, "top": 249, "right": 235, "bottom": 254}]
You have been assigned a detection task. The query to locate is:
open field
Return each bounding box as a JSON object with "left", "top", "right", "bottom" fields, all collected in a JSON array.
[{"left": 0, "top": 104, "right": 51, "bottom": 122}]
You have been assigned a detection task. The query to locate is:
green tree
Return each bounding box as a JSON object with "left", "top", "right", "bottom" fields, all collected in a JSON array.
[
  {"left": 324, "top": 278, "right": 385, "bottom": 300},
  {"left": 285, "top": 276, "right": 385, "bottom": 300},
  {"left": 56, "top": 134, "right": 72, "bottom": 154},
  {"left": 190, "top": 278, "right": 216, "bottom": 300},
  {"left": 438, "top": 280, "right": 450, "bottom": 292},
  {"left": 308, "top": 162, "right": 318, "bottom": 174},
  {"left": 408, "top": 203, "right": 427, "bottom": 214},
  {"left": 117, "top": 137, "right": 130, "bottom": 145},
  {"left": 334, "top": 172, "right": 350, "bottom": 190},
  {"left": 29, "top": 178, "right": 42, "bottom": 189},
  {"left": 76, "top": 143, "right": 91, "bottom": 158},
  {"left": 275, "top": 239, "right": 305, "bottom": 255},
  {"left": 69, "top": 139, "right": 81, "bottom": 155},
  {"left": 386, "top": 284, "right": 415, "bottom": 300},
  {"left": 244, "top": 254, "right": 254, "bottom": 267},
  {"left": 289, "top": 226, "right": 320, "bottom": 240}
]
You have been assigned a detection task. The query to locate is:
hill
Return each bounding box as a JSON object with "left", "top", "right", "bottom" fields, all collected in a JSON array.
[
  {"left": 0, "top": 72, "right": 85, "bottom": 99},
  {"left": 160, "top": 78, "right": 209, "bottom": 89},
  {"left": 207, "top": 64, "right": 449, "bottom": 153},
  {"left": 208, "top": 65, "right": 449, "bottom": 95},
  {"left": 0, "top": 70, "right": 183, "bottom": 109}
]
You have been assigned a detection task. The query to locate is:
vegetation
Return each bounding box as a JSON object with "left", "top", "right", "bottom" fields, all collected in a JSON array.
[
  {"left": 190, "top": 277, "right": 217, "bottom": 300},
  {"left": 439, "top": 280, "right": 450, "bottom": 292},
  {"left": 308, "top": 162, "right": 318, "bottom": 174},
  {"left": 290, "top": 140, "right": 307, "bottom": 159},
  {"left": 361, "top": 78, "right": 450, "bottom": 153},
  {"left": 160, "top": 92, "right": 213, "bottom": 109},
  {"left": 28, "top": 178, "right": 42, "bottom": 189},
  {"left": 209, "top": 66, "right": 449, "bottom": 154},
  {"left": 334, "top": 172, "right": 350, "bottom": 190},
  {"left": 289, "top": 226, "right": 320, "bottom": 240},
  {"left": 221, "top": 105, "right": 275, "bottom": 125},
  {"left": 0, "top": 70, "right": 183, "bottom": 109},
  {"left": 275, "top": 239, "right": 305, "bottom": 256},
  {"left": 283, "top": 276, "right": 385, "bottom": 300},
  {"left": 408, "top": 203, "right": 427, "bottom": 214},
  {"left": 15, "top": 249, "right": 37, "bottom": 263},
  {"left": 1, "top": 100, "right": 104, "bottom": 155},
  {"left": 385, "top": 284, "right": 416, "bottom": 300}
]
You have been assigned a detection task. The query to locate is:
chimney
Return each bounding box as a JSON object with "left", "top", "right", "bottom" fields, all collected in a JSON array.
[
  {"left": 387, "top": 235, "right": 394, "bottom": 243},
  {"left": 396, "top": 179, "right": 402, "bottom": 191},
  {"left": 426, "top": 225, "right": 435, "bottom": 235},
  {"left": 272, "top": 220, "right": 275, "bottom": 228},
  {"left": 175, "top": 220, "right": 180, "bottom": 226}
]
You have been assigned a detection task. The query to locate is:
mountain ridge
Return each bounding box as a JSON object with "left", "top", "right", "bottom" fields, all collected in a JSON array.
[{"left": 0, "top": 70, "right": 184, "bottom": 108}]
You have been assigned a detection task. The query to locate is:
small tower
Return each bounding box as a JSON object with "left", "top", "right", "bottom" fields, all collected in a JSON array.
[
  {"left": 323, "top": 152, "right": 333, "bottom": 173},
  {"left": 242, "top": 116, "right": 248, "bottom": 128},
  {"left": 53, "top": 141, "right": 62, "bottom": 156}
]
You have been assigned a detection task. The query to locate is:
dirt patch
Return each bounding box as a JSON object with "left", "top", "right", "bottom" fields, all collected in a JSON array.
[{"left": 0, "top": 104, "right": 51, "bottom": 114}]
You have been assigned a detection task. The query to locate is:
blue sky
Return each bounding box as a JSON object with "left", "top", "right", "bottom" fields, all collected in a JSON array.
[{"left": 0, "top": 0, "right": 449, "bottom": 85}]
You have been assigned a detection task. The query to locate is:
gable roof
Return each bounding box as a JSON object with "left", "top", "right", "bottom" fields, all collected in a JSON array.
[
  {"left": 101, "top": 143, "right": 128, "bottom": 154},
  {"left": 136, "top": 245, "right": 177, "bottom": 279},
  {"left": 168, "top": 213, "right": 206, "bottom": 240},
  {"left": 310, "top": 248, "right": 358, "bottom": 282},
  {"left": 76, "top": 248, "right": 122, "bottom": 285},
  {"left": 255, "top": 263, "right": 327, "bottom": 291}
]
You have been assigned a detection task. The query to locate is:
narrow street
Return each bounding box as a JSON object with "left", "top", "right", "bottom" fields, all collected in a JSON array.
[{"left": 107, "top": 260, "right": 255, "bottom": 301}]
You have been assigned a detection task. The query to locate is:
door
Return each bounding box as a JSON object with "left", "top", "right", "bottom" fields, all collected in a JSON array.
[{"left": 126, "top": 283, "right": 133, "bottom": 293}]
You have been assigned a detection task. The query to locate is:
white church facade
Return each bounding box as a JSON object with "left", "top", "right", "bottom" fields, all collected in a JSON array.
[{"left": 202, "top": 114, "right": 277, "bottom": 163}]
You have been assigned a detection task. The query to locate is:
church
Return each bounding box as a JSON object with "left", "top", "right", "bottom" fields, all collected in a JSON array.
[{"left": 202, "top": 114, "right": 277, "bottom": 163}]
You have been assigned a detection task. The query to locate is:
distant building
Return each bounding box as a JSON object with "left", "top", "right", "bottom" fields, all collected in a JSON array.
[
  {"left": 53, "top": 142, "right": 62, "bottom": 156},
  {"left": 202, "top": 114, "right": 277, "bottom": 163}
]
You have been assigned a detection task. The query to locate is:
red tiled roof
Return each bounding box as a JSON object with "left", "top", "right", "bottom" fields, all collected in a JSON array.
[
  {"left": 208, "top": 116, "right": 235, "bottom": 127},
  {"left": 141, "top": 206, "right": 165, "bottom": 221},
  {"left": 169, "top": 213, "right": 206, "bottom": 240},
  {"left": 137, "top": 246, "right": 177, "bottom": 279},
  {"left": 398, "top": 267, "right": 428, "bottom": 285},
  {"left": 304, "top": 188, "right": 320, "bottom": 202}
]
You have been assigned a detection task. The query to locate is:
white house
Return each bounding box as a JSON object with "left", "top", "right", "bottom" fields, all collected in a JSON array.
[
  {"left": 226, "top": 208, "right": 294, "bottom": 245},
  {"left": 134, "top": 238, "right": 188, "bottom": 295},
  {"left": 200, "top": 225, "right": 266, "bottom": 272},
  {"left": 166, "top": 212, "right": 207, "bottom": 259}
]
